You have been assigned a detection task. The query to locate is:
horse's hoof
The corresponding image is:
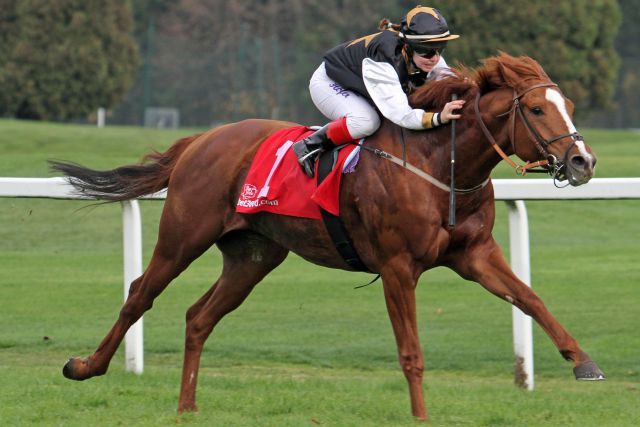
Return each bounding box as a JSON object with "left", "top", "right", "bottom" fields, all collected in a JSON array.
[
  {"left": 574, "top": 360, "right": 605, "bottom": 381},
  {"left": 63, "top": 357, "right": 90, "bottom": 381}
]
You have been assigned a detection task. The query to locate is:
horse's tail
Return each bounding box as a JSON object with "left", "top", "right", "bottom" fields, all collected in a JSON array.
[{"left": 49, "top": 134, "right": 201, "bottom": 201}]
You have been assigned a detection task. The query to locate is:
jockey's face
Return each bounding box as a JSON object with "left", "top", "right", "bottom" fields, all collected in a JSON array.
[{"left": 412, "top": 51, "right": 440, "bottom": 73}]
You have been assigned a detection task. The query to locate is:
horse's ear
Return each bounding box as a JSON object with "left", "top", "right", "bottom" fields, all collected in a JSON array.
[
  {"left": 497, "top": 61, "right": 521, "bottom": 88},
  {"left": 522, "top": 56, "right": 551, "bottom": 81}
]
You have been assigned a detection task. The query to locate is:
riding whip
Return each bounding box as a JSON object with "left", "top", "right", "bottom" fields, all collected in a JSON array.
[{"left": 448, "top": 94, "right": 458, "bottom": 228}]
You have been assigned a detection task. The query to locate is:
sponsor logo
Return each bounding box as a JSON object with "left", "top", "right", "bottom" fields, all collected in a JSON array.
[
  {"left": 240, "top": 184, "right": 258, "bottom": 200},
  {"left": 237, "top": 198, "right": 279, "bottom": 208},
  {"left": 329, "top": 83, "right": 350, "bottom": 98},
  {"left": 238, "top": 183, "right": 279, "bottom": 208}
]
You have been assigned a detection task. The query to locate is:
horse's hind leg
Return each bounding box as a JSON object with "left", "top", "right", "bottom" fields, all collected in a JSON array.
[
  {"left": 63, "top": 198, "right": 223, "bottom": 381},
  {"left": 177, "top": 231, "right": 288, "bottom": 413}
]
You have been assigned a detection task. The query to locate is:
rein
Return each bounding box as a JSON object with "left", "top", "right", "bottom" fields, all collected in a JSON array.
[
  {"left": 359, "top": 142, "right": 490, "bottom": 194},
  {"left": 474, "top": 83, "right": 584, "bottom": 183}
]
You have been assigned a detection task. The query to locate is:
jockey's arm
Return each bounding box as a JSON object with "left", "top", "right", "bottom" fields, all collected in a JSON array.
[{"left": 362, "top": 58, "right": 462, "bottom": 129}]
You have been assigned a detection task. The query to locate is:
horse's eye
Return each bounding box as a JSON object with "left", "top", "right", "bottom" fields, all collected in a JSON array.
[{"left": 530, "top": 107, "right": 543, "bottom": 116}]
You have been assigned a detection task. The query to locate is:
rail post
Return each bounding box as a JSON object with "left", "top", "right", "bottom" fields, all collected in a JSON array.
[
  {"left": 121, "top": 200, "right": 144, "bottom": 374},
  {"left": 506, "top": 200, "right": 534, "bottom": 390}
]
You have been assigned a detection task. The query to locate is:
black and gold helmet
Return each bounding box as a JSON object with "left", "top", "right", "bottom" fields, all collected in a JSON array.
[{"left": 400, "top": 6, "right": 459, "bottom": 50}]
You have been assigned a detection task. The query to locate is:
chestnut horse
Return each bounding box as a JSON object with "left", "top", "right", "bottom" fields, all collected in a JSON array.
[{"left": 52, "top": 53, "right": 603, "bottom": 421}]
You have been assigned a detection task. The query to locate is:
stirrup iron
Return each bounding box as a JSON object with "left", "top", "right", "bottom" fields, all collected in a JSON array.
[{"left": 298, "top": 147, "right": 323, "bottom": 163}]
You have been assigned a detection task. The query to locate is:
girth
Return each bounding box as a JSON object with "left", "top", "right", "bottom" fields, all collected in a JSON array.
[{"left": 316, "top": 147, "right": 371, "bottom": 273}]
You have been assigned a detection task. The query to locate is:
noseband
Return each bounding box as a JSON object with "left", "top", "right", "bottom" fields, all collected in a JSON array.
[{"left": 474, "top": 83, "right": 584, "bottom": 182}]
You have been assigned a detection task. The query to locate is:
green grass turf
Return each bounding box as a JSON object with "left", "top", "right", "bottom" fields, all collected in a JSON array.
[{"left": 0, "top": 119, "right": 639, "bottom": 425}]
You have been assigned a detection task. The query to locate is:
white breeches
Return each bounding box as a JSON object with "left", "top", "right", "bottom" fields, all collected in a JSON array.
[{"left": 308, "top": 62, "right": 381, "bottom": 139}]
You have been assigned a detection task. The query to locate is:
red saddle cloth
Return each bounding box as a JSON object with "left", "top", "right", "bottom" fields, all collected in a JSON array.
[{"left": 236, "top": 126, "right": 359, "bottom": 219}]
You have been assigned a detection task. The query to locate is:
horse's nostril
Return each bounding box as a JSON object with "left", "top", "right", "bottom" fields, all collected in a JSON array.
[{"left": 570, "top": 155, "right": 586, "bottom": 168}]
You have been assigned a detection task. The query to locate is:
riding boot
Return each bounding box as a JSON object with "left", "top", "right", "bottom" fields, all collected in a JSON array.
[{"left": 292, "top": 124, "right": 333, "bottom": 177}]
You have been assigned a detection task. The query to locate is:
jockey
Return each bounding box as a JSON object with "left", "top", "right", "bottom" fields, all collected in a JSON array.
[{"left": 293, "top": 6, "right": 466, "bottom": 177}]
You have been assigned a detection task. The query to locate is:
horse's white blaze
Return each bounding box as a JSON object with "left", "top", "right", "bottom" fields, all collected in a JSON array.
[{"left": 545, "top": 89, "right": 593, "bottom": 161}]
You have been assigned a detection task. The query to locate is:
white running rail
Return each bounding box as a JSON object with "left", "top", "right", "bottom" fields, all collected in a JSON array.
[{"left": 2, "top": 176, "right": 640, "bottom": 387}]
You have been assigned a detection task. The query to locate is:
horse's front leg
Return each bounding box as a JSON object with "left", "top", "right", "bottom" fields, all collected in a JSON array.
[
  {"left": 380, "top": 261, "right": 428, "bottom": 421},
  {"left": 452, "top": 238, "right": 605, "bottom": 380}
]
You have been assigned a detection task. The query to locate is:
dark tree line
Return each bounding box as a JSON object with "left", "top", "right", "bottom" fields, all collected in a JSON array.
[
  {"left": 589, "top": 0, "right": 640, "bottom": 127},
  {"left": 0, "top": 0, "right": 138, "bottom": 121},
  {"left": 1, "top": 1, "right": 636, "bottom": 127},
  {"left": 438, "top": 1, "right": 620, "bottom": 116},
  {"left": 113, "top": 0, "right": 395, "bottom": 126}
]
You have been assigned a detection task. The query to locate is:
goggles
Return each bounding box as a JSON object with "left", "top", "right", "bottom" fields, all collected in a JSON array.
[{"left": 413, "top": 47, "right": 443, "bottom": 59}]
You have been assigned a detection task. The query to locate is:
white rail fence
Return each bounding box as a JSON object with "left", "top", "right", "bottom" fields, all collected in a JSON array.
[{"left": 2, "top": 177, "right": 640, "bottom": 388}]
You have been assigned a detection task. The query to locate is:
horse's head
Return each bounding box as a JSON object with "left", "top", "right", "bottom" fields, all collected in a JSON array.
[{"left": 476, "top": 53, "right": 596, "bottom": 186}]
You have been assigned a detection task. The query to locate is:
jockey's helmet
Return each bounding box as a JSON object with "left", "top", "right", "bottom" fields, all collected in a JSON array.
[{"left": 400, "top": 6, "right": 459, "bottom": 51}]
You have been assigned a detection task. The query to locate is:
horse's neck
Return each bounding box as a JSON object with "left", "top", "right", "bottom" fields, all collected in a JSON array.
[
  {"left": 454, "top": 90, "right": 514, "bottom": 187},
  {"left": 375, "top": 120, "right": 451, "bottom": 184},
  {"left": 374, "top": 92, "right": 513, "bottom": 190}
]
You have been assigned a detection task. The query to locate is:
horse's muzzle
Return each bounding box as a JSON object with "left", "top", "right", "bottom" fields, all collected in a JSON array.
[{"left": 565, "top": 151, "right": 597, "bottom": 186}]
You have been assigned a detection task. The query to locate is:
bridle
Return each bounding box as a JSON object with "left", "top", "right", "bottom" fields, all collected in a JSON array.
[{"left": 474, "top": 82, "right": 585, "bottom": 185}]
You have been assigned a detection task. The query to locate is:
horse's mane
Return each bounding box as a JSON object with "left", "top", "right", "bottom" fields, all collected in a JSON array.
[
  {"left": 409, "top": 52, "right": 552, "bottom": 111},
  {"left": 475, "top": 52, "right": 552, "bottom": 94},
  {"left": 408, "top": 69, "right": 476, "bottom": 111}
]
